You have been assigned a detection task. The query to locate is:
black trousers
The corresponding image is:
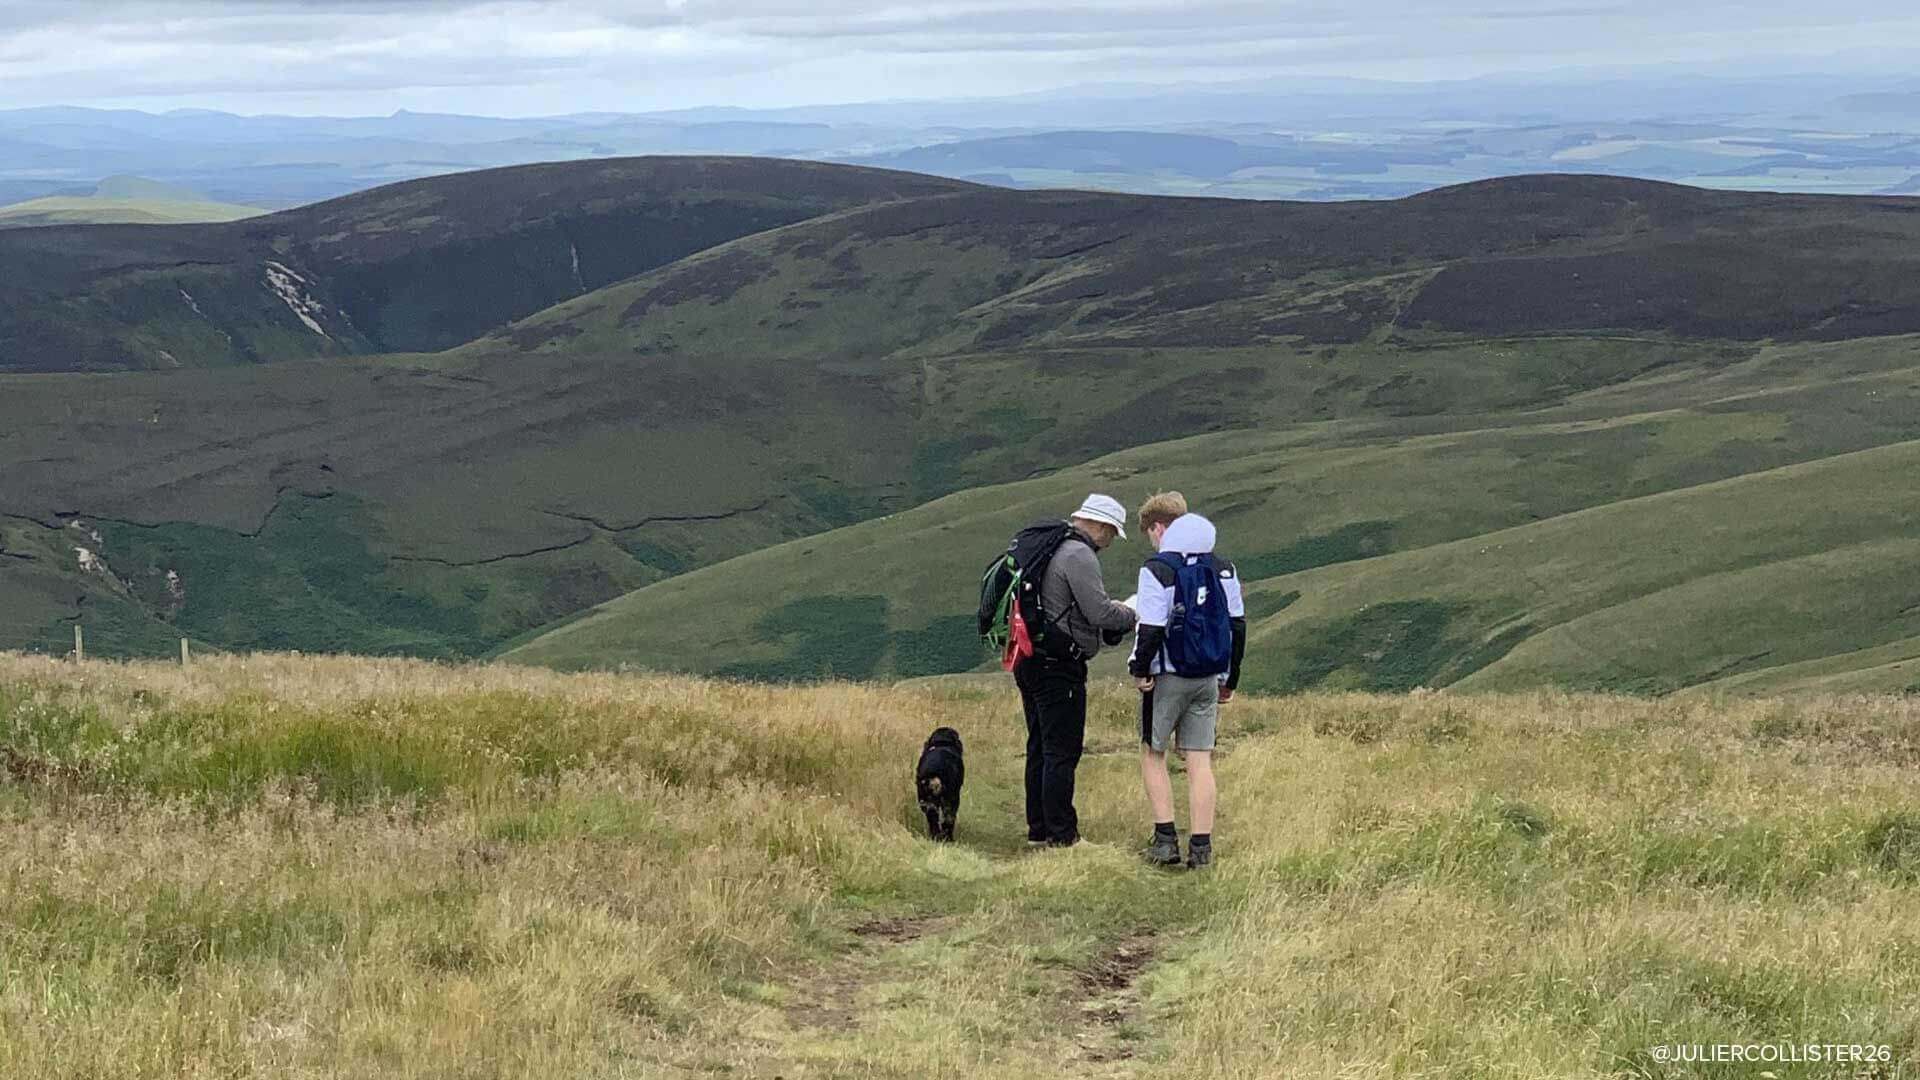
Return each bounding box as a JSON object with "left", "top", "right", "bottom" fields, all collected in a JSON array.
[{"left": 1015, "top": 654, "right": 1088, "bottom": 845}]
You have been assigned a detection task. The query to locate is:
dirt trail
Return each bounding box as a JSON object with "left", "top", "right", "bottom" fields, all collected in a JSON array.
[
  {"left": 781, "top": 914, "right": 953, "bottom": 1033},
  {"left": 782, "top": 905, "right": 1165, "bottom": 1076}
]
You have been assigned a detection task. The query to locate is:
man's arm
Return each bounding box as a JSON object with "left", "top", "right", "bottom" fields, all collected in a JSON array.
[{"left": 1060, "top": 543, "right": 1137, "bottom": 633}]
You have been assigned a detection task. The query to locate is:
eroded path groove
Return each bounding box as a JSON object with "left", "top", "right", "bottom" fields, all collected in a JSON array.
[{"left": 1070, "top": 931, "right": 1161, "bottom": 1068}]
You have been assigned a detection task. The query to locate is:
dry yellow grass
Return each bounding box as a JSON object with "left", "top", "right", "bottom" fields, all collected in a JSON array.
[{"left": 2, "top": 653, "right": 1918, "bottom": 1078}]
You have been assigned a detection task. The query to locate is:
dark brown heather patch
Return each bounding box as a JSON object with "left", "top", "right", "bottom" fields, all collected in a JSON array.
[{"left": 619, "top": 249, "right": 777, "bottom": 325}]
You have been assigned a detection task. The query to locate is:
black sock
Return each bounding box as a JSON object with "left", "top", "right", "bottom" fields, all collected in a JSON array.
[
  {"left": 1190, "top": 832, "right": 1211, "bottom": 847},
  {"left": 1154, "top": 821, "right": 1177, "bottom": 838}
]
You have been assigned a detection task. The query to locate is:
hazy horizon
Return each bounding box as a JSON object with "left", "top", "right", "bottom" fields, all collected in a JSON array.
[
  {"left": 6, "top": 57, "right": 1920, "bottom": 123},
  {"left": 8, "top": 8, "right": 1920, "bottom": 211}
]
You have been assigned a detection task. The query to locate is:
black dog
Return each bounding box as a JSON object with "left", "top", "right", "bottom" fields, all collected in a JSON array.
[{"left": 915, "top": 727, "right": 965, "bottom": 842}]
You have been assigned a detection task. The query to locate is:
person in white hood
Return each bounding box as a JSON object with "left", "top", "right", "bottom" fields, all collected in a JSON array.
[{"left": 1128, "top": 492, "right": 1246, "bottom": 869}]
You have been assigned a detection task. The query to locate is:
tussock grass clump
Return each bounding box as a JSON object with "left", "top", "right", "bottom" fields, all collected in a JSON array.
[
  {"left": 1865, "top": 811, "right": 1920, "bottom": 878},
  {"left": 3, "top": 655, "right": 1919, "bottom": 1077}
]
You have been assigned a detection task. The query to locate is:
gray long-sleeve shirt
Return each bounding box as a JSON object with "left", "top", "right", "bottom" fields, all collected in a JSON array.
[{"left": 1037, "top": 526, "right": 1138, "bottom": 659}]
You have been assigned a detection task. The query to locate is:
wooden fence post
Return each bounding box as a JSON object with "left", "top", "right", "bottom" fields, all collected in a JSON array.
[
  {"left": 73, "top": 624, "right": 84, "bottom": 663},
  {"left": 181, "top": 638, "right": 191, "bottom": 666}
]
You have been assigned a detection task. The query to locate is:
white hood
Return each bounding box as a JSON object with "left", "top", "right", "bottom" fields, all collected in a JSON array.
[{"left": 1158, "top": 513, "right": 1216, "bottom": 555}]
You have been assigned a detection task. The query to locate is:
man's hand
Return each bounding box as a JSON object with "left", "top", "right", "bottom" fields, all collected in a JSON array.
[
  {"left": 1218, "top": 686, "right": 1234, "bottom": 704},
  {"left": 1135, "top": 676, "right": 1155, "bottom": 693}
]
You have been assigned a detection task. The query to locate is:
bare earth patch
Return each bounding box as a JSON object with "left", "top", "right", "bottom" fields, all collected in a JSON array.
[
  {"left": 1072, "top": 931, "right": 1160, "bottom": 1066},
  {"left": 784, "top": 915, "right": 954, "bottom": 1031}
]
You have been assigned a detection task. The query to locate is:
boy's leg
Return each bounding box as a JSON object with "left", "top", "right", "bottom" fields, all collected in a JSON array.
[
  {"left": 1139, "top": 687, "right": 1177, "bottom": 823},
  {"left": 1140, "top": 679, "right": 1191, "bottom": 865},
  {"left": 1140, "top": 744, "right": 1181, "bottom": 865},
  {"left": 1176, "top": 678, "right": 1221, "bottom": 838},
  {"left": 1186, "top": 751, "right": 1216, "bottom": 835},
  {"left": 1140, "top": 746, "right": 1176, "bottom": 823}
]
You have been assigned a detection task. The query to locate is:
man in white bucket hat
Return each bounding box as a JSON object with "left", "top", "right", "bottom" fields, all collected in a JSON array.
[{"left": 1014, "top": 493, "right": 1138, "bottom": 847}]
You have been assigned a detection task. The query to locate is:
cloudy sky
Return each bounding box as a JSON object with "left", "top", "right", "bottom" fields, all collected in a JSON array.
[{"left": 4, "top": 1, "right": 1918, "bottom": 116}]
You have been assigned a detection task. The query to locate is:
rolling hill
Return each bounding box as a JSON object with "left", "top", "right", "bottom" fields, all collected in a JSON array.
[
  {"left": 4, "top": 159, "right": 1920, "bottom": 691},
  {"left": 0, "top": 157, "right": 971, "bottom": 372},
  {"left": 459, "top": 175, "right": 1920, "bottom": 366}
]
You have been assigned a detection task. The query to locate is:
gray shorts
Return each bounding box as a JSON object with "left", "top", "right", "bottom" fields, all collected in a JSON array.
[{"left": 1140, "top": 674, "right": 1219, "bottom": 752}]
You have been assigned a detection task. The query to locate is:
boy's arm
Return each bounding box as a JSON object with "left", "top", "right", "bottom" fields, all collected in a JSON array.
[
  {"left": 1221, "top": 560, "right": 1248, "bottom": 695},
  {"left": 1129, "top": 565, "right": 1172, "bottom": 678}
]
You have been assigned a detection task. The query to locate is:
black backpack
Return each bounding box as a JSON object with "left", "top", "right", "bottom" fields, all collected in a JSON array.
[{"left": 977, "top": 521, "right": 1088, "bottom": 661}]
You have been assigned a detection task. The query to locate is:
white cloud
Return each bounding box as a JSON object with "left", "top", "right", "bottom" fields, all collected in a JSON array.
[{"left": 0, "top": 1, "right": 1915, "bottom": 114}]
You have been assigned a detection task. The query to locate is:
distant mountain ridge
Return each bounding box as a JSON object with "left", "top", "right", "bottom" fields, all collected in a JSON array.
[
  {"left": 858, "top": 130, "right": 1428, "bottom": 181},
  {"left": 9, "top": 69, "right": 1920, "bottom": 206},
  {"left": 88, "top": 175, "right": 209, "bottom": 201}
]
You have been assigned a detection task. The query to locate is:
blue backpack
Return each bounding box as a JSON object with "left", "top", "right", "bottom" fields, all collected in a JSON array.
[{"left": 1150, "top": 551, "right": 1233, "bottom": 677}]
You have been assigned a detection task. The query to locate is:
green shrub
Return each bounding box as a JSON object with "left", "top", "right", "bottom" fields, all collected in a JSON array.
[
  {"left": 717, "top": 595, "right": 891, "bottom": 682},
  {"left": 1280, "top": 601, "right": 1461, "bottom": 692},
  {"left": 891, "top": 614, "right": 984, "bottom": 677},
  {"left": 99, "top": 494, "right": 490, "bottom": 659},
  {"left": 1237, "top": 520, "right": 1396, "bottom": 579},
  {"left": 131, "top": 886, "right": 349, "bottom": 983}
]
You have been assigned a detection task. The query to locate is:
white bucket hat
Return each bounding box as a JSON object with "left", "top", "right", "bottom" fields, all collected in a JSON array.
[{"left": 1071, "top": 493, "right": 1128, "bottom": 539}]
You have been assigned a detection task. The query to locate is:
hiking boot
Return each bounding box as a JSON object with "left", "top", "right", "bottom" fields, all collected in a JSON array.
[
  {"left": 1143, "top": 831, "right": 1182, "bottom": 867},
  {"left": 1185, "top": 839, "right": 1213, "bottom": 870}
]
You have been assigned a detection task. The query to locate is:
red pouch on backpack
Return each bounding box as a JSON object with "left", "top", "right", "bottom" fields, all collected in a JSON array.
[{"left": 1002, "top": 597, "right": 1035, "bottom": 671}]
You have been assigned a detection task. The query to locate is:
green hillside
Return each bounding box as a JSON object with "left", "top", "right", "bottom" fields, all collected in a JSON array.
[
  {"left": 504, "top": 334, "right": 1920, "bottom": 692},
  {"left": 6, "top": 160, "right": 1920, "bottom": 684},
  {"left": 1684, "top": 636, "right": 1920, "bottom": 695},
  {"left": 1246, "top": 440, "right": 1920, "bottom": 695}
]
